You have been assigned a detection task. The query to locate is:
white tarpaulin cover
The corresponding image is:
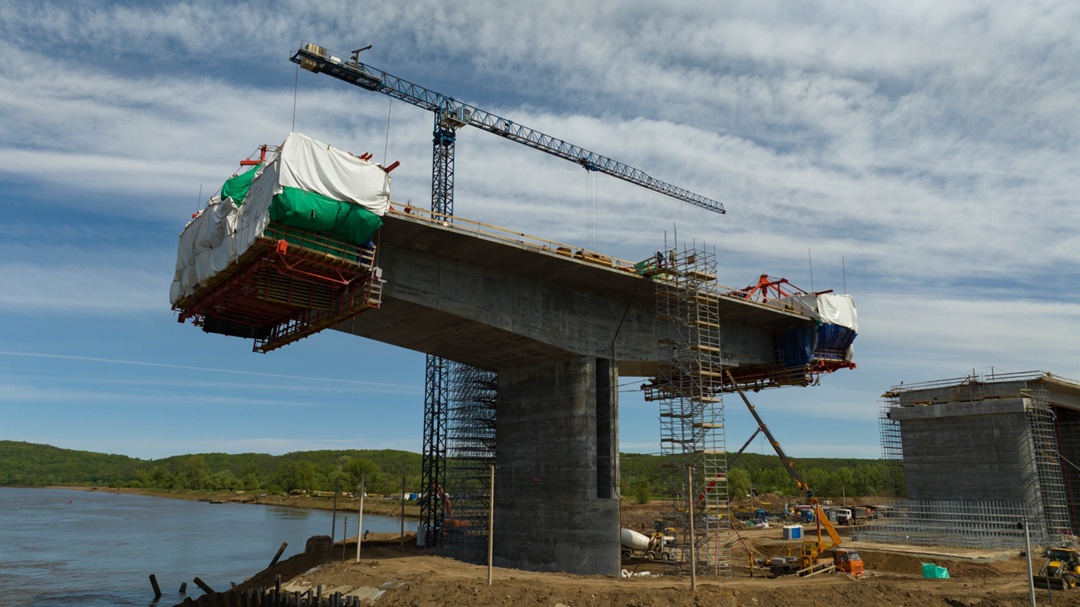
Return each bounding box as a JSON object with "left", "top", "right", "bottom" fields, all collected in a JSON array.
[
  {"left": 276, "top": 132, "right": 390, "bottom": 216},
  {"left": 779, "top": 292, "right": 858, "bottom": 332},
  {"left": 169, "top": 133, "right": 390, "bottom": 306},
  {"left": 816, "top": 293, "right": 858, "bottom": 332}
]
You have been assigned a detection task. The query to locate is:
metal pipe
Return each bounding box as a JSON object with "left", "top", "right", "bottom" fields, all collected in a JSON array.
[
  {"left": 488, "top": 464, "right": 495, "bottom": 586},
  {"left": 688, "top": 465, "right": 696, "bottom": 591}
]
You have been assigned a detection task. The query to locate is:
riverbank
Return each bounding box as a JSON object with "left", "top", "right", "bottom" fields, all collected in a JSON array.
[{"left": 44, "top": 485, "right": 422, "bottom": 519}]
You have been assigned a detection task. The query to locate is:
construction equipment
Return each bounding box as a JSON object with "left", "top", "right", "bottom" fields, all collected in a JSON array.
[
  {"left": 835, "top": 508, "right": 852, "bottom": 525},
  {"left": 1034, "top": 547, "right": 1080, "bottom": 590},
  {"left": 620, "top": 521, "right": 675, "bottom": 562},
  {"left": 727, "top": 370, "right": 862, "bottom": 577},
  {"left": 292, "top": 41, "right": 726, "bottom": 546},
  {"left": 290, "top": 43, "right": 726, "bottom": 217},
  {"left": 834, "top": 547, "right": 864, "bottom": 576}
]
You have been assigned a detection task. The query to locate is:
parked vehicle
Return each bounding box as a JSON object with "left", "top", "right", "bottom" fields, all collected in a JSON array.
[{"left": 835, "top": 508, "right": 852, "bottom": 525}]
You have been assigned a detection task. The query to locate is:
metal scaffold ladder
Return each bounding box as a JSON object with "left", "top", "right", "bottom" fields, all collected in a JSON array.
[
  {"left": 1025, "top": 386, "right": 1071, "bottom": 541},
  {"left": 648, "top": 244, "right": 731, "bottom": 576}
]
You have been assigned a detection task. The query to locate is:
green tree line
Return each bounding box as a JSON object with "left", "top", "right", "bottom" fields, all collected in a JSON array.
[
  {"left": 0, "top": 441, "right": 422, "bottom": 495},
  {"left": 1, "top": 441, "right": 899, "bottom": 500},
  {"left": 620, "top": 452, "right": 900, "bottom": 503}
]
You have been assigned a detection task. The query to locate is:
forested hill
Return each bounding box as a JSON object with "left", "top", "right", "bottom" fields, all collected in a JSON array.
[
  {"left": 0, "top": 441, "right": 422, "bottom": 495},
  {"left": 0, "top": 441, "right": 897, "bottom": 498}
]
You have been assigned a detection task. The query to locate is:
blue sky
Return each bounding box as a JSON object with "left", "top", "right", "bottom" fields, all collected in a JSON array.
[{"left": 1, "top": 1, "right": 1078, "bottom": 462}]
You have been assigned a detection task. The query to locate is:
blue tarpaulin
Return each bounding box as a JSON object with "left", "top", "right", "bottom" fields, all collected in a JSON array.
[
  {"left": 778, "top": 326, "right": 814, "bottom": 367},
  {"left": 816, "top": 323, "right": 857, "bottom": 353}
]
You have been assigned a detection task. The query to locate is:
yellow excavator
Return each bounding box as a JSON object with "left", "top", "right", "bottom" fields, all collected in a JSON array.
[
  {"left": 727, "top": 371, "right": 862, "bottom": 577},
  {"left": 1034, "top": 547, "right": 1080, "bottom": 590}
]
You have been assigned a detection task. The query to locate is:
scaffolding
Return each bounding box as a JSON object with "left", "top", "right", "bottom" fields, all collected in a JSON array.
[
  {"left": 1025, "top": 385, "right": 1071, "bottom": 538},
  {"left": 878, "top": 402, "right": 906, "bottom": 498},
  {"left": 875, "top": 371, "right": 1080, "bottom": 548},
  {"left": 442, "top": 362, "right": 498, "bottom": 563},
  {"left": 855, "top": 500, "right": 1036, "bottom": 548},
  {"left": 643, "top": 244, "right": 731, "bottom": 576}
]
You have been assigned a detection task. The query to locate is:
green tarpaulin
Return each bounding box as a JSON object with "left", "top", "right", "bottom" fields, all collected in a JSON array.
[
  {"left": 921, "top": 563, "right": 950, "bottom": 579},
  {"left": 269, "top": 186, "right": 383, "bottom": 246},
  {"left": 221, "top": 163, "right": 262, "bottom": 206}
]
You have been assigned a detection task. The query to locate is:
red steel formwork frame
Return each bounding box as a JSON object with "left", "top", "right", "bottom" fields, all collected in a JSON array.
[{"left": 173, "top": 224, "right": 382, "bottom": 353}]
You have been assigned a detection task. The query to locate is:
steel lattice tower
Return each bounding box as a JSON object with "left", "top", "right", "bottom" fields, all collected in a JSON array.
[{"left": 420, "top": 117, "right": 456, "bottom": 546}]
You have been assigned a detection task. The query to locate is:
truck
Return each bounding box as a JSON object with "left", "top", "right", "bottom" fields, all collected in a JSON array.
[
  {"left": 620, "top": 523, "right": 675, "bottom": 562},
  {"left": 837, "top": 506, "right": 872, "bottom": 525}
]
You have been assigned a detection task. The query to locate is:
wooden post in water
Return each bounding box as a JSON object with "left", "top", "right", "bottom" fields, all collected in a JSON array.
[
  {"left": 269, "top": 542, "right": 288, "bottom": 567},
  {"left": 149, "top": 574, "right": 162, "bottom": 599},
  {"left": 400, "top": 476, "right": 406, "bottom": 550},
  {"left": 193, "top": 576, "right": 215, "bottom": 595}
]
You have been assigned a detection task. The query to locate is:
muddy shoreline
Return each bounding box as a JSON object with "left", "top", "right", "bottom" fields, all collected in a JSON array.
[{"left": 42, "top": 485, "right": 422, "bottom": 519}]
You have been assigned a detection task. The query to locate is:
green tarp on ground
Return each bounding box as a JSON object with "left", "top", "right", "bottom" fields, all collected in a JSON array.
[{"left": 922, "top": 562, "right": 950, "bottom": 579}]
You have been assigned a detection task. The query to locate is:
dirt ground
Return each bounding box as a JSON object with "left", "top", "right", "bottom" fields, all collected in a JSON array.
[{"left": 183, "top": 524, "right": 1080, "bottom": 607}]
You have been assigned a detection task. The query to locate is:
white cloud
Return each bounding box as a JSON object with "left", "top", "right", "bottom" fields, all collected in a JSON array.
[{"left": 0, "top": 0, "right": 1077, "bottom": 460}]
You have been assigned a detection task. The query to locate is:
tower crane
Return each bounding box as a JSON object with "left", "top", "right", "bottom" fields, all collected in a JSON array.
[
  {"left": 291, "top": 43, "right": 725, "bottom": 217},
  {"left": 290, "top": 42, "right": 726, "bottom": 545}
]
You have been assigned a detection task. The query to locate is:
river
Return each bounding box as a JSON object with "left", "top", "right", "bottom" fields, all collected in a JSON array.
[{"left": 0, "top": 487, "right": 414, "bottom": 607}]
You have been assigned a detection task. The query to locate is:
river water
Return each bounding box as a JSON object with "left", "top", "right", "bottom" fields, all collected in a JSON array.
[{"left": 0, "top": 487, "right": 413, "bottom": 607}]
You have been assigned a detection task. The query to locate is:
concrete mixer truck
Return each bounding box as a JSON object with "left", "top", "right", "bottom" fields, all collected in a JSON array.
[{"left": 621, "top": 521, "right": 675, "bottom": 562}]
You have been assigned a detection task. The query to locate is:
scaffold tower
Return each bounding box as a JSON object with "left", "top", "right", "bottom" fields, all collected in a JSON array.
[
  {"left": 442, "top": 362, "right": 498, "bottom": 563},
  {"left": 643, "top": 243, "right": 731, "bottom": 576},
  {"left": 878, "top": 401, "right": 906, "bottom": 498},
  {"left": 1025, "top": 385, "right": 1071, "bottom": 538}
]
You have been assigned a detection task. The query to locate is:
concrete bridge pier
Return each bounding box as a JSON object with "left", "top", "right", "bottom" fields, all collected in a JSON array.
[{"left": 493, "top": 355, "right": 621, "bottom": 575}]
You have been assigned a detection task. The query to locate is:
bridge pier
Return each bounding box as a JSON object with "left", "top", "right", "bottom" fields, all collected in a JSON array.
[{"left": 493, "top": 355, "right": 621, "bottom": 575}]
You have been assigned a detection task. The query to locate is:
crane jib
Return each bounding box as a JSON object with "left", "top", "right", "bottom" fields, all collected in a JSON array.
[{"left": 290, "top": 43, "right": 725, "bottom": 215}]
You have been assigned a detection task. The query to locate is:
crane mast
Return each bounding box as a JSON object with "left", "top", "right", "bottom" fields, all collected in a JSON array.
[{"left": 291, "top": 42, "right": 725, "bottom": 546}]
